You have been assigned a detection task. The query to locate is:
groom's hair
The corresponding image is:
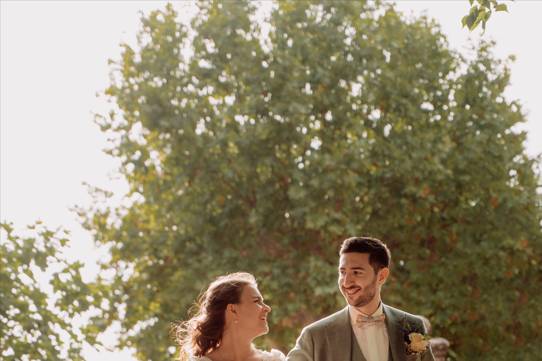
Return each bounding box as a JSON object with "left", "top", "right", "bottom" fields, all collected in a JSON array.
[{"left": 340, "top": 236, "right": 391, "bottom": 273}]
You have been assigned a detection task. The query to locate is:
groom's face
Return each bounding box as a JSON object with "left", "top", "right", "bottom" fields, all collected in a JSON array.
[{"left": 338, "top": 252, "right": 380, "bottom": 307}]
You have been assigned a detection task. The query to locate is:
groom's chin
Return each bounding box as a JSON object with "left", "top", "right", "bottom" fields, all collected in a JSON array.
[
  {"left": 341, "top": 292, "right": 360, "bottom": 306},
  {"left": 346, "top": 299, "right": 359, "bottom": 307},
  {"left": 344, "top": 295, "right": 370, "bottom": 308}
]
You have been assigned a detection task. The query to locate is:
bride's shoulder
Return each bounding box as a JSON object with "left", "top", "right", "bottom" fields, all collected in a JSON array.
[{"left": 257, "top": 348, "right": 286, "bottom": 361}]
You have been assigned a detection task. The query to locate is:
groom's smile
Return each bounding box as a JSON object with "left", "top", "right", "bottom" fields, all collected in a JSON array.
[{"left": 344, "top": 286, "right": 361, "bottom": 297}]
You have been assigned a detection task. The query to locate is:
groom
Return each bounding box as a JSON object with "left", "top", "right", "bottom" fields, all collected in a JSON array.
[{"left": 287, "top": 236, "right": 435, "bottom": 361}]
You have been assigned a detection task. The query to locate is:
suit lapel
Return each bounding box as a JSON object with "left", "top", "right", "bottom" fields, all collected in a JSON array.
[
  {"left": 327, "top": 307, "right": 354, "bottom": 361},
  {"left": 383, "top": 304, "right": 406, "bottom": 361}
]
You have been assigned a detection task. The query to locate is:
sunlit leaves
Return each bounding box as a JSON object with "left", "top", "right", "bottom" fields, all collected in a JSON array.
[
  {"left": 0, "top": 222, "right": 96, "bottom": 361},
  {"left": 462, "top": 0, "right": 509, "bottom": 31}
]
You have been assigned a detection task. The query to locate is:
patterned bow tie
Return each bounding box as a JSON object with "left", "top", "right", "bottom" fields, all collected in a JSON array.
[{"left": 355, "top": 313, "right": 386, "bottom": 329}]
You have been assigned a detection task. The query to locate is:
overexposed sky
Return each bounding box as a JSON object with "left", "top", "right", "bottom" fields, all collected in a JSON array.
[{"left": 1, "top": 1, "right": 540, "bottom": 360}]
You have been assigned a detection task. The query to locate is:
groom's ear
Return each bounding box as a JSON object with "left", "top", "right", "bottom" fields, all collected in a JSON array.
[{"left": 377, "top": 267, "right": 390, "bottom": 285}]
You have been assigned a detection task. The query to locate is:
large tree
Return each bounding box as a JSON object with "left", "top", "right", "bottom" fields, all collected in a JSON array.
[{"left": 82, "top": 1, "right": 542, "bottom": 360}]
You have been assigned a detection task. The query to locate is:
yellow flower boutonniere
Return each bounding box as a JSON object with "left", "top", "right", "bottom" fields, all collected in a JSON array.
[{"left": 406, "top": 332, "right": 429, "bottom": 355}]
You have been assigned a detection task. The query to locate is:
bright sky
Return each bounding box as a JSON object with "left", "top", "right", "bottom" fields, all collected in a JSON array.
[{"left": 1, "top": 1, "right": 540, "bottom": 360}]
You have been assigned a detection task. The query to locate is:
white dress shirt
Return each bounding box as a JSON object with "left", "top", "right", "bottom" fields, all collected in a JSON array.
[{"left": 349, "top": 303, "right": 389, "bottom": 361}]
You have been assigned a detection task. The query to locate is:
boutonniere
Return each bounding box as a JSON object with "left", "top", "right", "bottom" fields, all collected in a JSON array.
[{"left": 405, "top": 332, "right": 429, "bottom": 355}]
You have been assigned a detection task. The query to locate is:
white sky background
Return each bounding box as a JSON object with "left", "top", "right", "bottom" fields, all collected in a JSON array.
[{"left": 1, "top": 1, "right": 541, "bottom": 360}]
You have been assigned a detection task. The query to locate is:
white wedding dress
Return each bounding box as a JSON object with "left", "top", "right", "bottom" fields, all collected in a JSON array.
[{"left": 189, "top": 349, "right": 286, "bottom": 361}]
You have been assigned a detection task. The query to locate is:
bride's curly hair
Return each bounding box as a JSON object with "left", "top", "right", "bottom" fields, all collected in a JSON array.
[{"left": 173, "top": 272, "right": 257, "bottom": 360}]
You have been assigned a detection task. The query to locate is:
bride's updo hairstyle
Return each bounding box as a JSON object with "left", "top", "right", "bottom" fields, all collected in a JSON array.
[{"left": 174, "top": 272, "right": 257, "bottom": 359}]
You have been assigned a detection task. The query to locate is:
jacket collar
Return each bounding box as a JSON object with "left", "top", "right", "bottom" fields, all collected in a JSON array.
[{"left": 383, "top": 304, "right": 406, "bottom": 361}]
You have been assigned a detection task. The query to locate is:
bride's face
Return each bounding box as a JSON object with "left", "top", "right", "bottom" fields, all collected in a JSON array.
[{"left": 235, "top": 284, "right": 271, "bottom": 338}]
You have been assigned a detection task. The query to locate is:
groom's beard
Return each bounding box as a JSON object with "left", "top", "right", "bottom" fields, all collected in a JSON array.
[{"left": 343, "top": 276, "right": 378, "bottom": 308}]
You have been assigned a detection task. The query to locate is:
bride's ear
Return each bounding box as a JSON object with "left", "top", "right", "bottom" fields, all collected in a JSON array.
[
  {"left": 226, "top": 303, "right": 239, "bottom": 323},
  {"left": 226, "top": 304, "right": 239, "bottom": 320}
]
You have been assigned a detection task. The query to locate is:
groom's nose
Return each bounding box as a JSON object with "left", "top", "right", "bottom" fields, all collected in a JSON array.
[{"left": 342, "top": 273, "right": 354, "bottom": 286}]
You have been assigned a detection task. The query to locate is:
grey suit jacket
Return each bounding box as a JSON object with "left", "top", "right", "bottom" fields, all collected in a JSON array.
[{"left": 286, "top": 304, "right": 435, "bottom": 361}]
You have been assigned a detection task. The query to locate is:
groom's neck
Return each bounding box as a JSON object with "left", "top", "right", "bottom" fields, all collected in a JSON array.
[{"left": 355, "top": 296, "right": 382, "bottom": 316}]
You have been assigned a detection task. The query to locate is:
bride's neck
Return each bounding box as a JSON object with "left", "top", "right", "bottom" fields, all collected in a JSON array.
[{"left": 213, "top": 329, "right": 254, "bottom": 361}]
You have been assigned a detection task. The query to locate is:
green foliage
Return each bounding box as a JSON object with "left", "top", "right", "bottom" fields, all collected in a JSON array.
[
  {"left": 462, "top": 0, "right": 509, "bottom": 31},
  {"left": 82, "top": 1, "right": 542, "bottom": 360},
  {"left": 0, "top": 222, "right": 98, "bottom": 361}
]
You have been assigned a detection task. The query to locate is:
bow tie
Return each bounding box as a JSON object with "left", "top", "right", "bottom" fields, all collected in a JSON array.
[{"left": 355, "top": 313, "right": 386, "bottom": 329}]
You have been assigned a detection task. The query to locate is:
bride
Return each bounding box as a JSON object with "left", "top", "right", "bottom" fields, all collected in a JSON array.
[{"left": 174, "top": 272, "right": 285, "bottom": 361}]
